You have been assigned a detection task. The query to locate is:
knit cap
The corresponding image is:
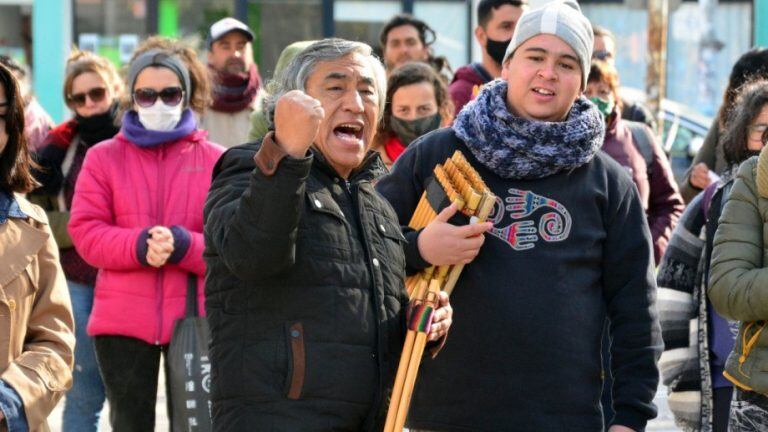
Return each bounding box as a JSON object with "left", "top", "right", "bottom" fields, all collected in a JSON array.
[
  {"left": 127, "top": 50, "right": 191, "bottom": 105},
  {"left": 502, "top": 0, "right": 594, "bottom": 89}
]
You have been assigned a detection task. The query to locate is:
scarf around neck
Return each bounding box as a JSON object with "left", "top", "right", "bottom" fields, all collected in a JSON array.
[
  {"left": 453, "top": 79, "right": 605, "bottom": 180},
  {"left": 76, "top": 102, "right": 120, "bottom": 146},
  {"left": 121, "top": 108, "right": 197, "bottom": 148},
  {"left": 384, "top": 135, "right": 406, "bottom": 163},
  {"left": 210, "top": 63, "right": 261, "bottom": 113}
]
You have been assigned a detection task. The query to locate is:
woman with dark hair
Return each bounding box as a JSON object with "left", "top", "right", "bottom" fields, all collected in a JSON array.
[
  {"left": 681, "top": 47, "right": 768, "bottom": 202},
  {"left": 373, "top": 61, "right": 454, "bottom": 168},
  {"left": 585, "top": 60, "right": 683, "bottom": 263},
  {"left": 0, "top": 63, "right": 75, "bottom": 432},
  {"left": 660, "top": 79, "right": 768, "bottom": 431},
  {"left": 30, "top": 49, "right": 122, "bottom": 432},
  {"left": 68, "top": 49, "right": 224, "bottom": 431},
  {"left": 707, "top": 79, "right": 768, "bottom": 431}
]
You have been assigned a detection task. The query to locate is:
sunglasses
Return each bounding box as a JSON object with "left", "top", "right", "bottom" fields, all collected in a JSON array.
[
  {"left": 68, "top": 87, "right": 107, "bottom": 108},
  {"left": 592, "top": 50, "right": 613, "bottom": 61},
  {"left": 133, "top": 87, "right": 184, "bottom": 108}
]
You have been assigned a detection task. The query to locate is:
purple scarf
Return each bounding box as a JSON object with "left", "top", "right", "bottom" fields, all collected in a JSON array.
[
  {"left": 121, "top": 109, "right": 197, "bottom": 148},
  {"left": 209, "top": 64, "right": 261, "bottom": 113}
]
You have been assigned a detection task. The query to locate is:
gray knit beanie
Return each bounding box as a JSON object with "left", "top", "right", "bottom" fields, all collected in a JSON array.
[
  {"left": 502, "top": 0, "right": 593, "bottom": 89},
  {"left": 127, "top": 49, "right": 191, "bottom": 105}
]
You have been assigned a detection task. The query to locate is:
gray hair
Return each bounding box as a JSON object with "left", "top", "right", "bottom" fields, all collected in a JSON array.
[{"left": 264, "top": 38, "right": 387, "bottom": 129}]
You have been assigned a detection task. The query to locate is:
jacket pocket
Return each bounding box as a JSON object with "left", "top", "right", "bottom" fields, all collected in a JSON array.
[
  {"left": 725, "top": 321, "right": 768, "bottom": 394},
  {"left": 374, "top": 214, "right": 407, "bottom": 280},
  {"left": 284, "top": 322, "right": 306, "bottom": 400},
  {"left": 16, "top": 351, "right": 71, "bottom": 392},
  {"left": 298, "top": 192, "right": 350, "bottom": 261}
]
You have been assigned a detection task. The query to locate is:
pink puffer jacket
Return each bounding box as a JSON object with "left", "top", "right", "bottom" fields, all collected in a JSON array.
[{"left": 69, "top": 130, "right": 225, "bottom": 345}]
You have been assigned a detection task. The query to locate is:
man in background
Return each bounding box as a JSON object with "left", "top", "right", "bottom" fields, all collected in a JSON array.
[
  {"left": 449, "top": 0, "right": 527, "bottom": 113},
  {"left": 201, "top": 17, "right": 262, "bottom": 148},
  {"left": 379, "top": 14, "right": 452, "bottom": 81}
]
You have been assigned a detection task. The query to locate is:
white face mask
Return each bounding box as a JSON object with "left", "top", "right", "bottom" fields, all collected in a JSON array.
[{"left": 137, "top": 101, "right": 182, "bottom": 132}]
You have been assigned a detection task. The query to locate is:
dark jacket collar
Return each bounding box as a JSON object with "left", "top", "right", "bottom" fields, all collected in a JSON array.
[{"left": 309, "top": 148, "right": 387, "bottom": 185}]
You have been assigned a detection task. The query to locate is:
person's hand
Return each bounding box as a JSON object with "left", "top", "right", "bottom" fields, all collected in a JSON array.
[
  {"left": 417, "top": 203, "right": 493, "bottom": 266},
  {"left": 690, "top": 162, "right": 712, "bottom": 189},
  {"left": 273, "top": 90, "right": 325, "bottom": 158},
  {"left": 427, "top": 291, "right": 452, "bottom": 342},
  {"left": 146, "top": 226, "right": 174, "bottom": 268},
  {"left": 608, "top": 425, "right": 635, "bottom": 432}
]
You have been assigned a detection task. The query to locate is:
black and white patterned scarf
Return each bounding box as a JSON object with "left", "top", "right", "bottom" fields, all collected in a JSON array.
[{"left": 453, "top": 79, "right": 605, "bottom": 180}]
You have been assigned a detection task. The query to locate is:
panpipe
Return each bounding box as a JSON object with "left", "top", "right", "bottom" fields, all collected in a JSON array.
[{"left": 383, "top": 150, "right": 496, "bottom": 432}]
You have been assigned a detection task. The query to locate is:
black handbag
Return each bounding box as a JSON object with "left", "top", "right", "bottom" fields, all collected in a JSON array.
[{"left": 168, "top": 274, "right": 212, "bottom": 432}]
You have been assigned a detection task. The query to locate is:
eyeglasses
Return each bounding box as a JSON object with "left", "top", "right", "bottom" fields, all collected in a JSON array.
[
  {"left": 748, "top": 123, "right": 768, "bottom": 143},
  {"left": 68, "top": 87, "right": 107, "bottom": 108},
  {"left": 592, "top": 50, "right": 613, "bottom": 61},
  {"left": 133, "top": 87, "right": 183, "bottom": 108}
]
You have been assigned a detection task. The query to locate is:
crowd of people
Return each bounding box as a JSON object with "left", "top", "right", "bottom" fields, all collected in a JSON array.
[{"left": 1, "top": 0, "right": 768, "bottom": 431}]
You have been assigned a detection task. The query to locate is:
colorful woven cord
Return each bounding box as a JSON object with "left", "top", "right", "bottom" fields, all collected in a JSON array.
[{"left": 407, "top": 303, "right": 435, "bottom": 333}]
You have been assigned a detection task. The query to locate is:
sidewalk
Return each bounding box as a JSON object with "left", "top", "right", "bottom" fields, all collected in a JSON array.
[
  {"left": 47, "top": 372, "right": 677, "bottom": 431},
  {"left": 648, "top": 384, "right": 678, "bottom": 431},
  {"left": 48, "top": 368, "right": 169, "bottom": 431}
]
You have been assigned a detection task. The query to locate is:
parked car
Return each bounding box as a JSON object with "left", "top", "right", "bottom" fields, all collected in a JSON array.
[{"left": 621, "top": 87, "right": 713, "bottom": 186}]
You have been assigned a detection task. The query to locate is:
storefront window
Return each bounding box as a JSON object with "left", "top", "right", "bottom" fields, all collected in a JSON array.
[
  {"left": 75, "top": 0, "right": 150, "bottom": 65},
  {"left": 414, "top": 1, "right": 469, "bottom": 71},
  {"left": 335, "top": 0, "right": 401, "bottom": 57},
  {"left": 177, "top": 1, "right": 235, "bottom": 46},
  {"left": 247, "top": 0, "right": 324, "bottom": 80},
  {"left": 0, "top": 4, "right": 31, "bottom": 65}
]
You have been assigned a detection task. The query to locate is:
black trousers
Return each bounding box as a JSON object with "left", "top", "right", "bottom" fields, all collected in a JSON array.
[
  {"left": 94, "top": 335, "right": 171, "bottom": 432},
  {"left": 712, "top": 386, "right": 732, "bottom": 432}
]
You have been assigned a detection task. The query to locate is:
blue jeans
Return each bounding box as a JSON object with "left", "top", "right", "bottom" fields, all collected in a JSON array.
[{"left": 62, "top": 281, "right": 106, "bottom": 432}]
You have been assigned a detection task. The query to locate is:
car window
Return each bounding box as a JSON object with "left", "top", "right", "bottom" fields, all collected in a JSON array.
[{"left": 663, "top": 116, "right": 705, "bottom": 185}]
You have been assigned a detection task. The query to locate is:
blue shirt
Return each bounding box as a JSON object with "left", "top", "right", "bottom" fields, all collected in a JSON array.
[
  {"left": 0, "top": 189, "right": 27, "bottom": 224},
  {"left": 0, "top": 381, "right": 28, "bottom": 432},
  {"left": 0, "top": 189, "right": 30, "bottom": 431}
]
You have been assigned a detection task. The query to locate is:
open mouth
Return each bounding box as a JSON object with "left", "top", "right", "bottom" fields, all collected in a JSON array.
[
  {"left": 532, "top": 87, "right": 555, "bottom": 96},
  {"left": 333, "top": 123, "right": 364, "bottom": 143}
]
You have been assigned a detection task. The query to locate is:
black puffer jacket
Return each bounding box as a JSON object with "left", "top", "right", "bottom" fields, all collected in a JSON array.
[{"left": 203, "top": 136, "right": 409, "bottom": 431}]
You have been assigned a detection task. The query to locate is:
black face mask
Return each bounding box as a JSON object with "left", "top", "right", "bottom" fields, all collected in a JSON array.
[
  {"left": 390, "top": 113, "right": 442, "bottom": 146},
  {"left": 485, "top": 36, "right": 511, "bottom": 66},
  {"left": 76, "top": 102, "right": 120, "bottom": 146}
]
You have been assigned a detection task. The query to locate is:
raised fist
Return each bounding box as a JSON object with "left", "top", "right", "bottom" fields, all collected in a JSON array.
[{"left": 274, "top": 90, "right": 325, "bottom": 158}]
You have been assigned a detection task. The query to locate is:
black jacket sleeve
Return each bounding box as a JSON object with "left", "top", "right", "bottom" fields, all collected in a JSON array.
[
  {"left": 203, "top": 143, "right": 312, "bottom": 281},
  {"left": 602, "top": 180, "right": 664, "bottom": 431}
]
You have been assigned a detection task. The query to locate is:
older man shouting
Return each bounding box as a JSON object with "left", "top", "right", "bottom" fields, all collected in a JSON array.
[{"left": 203, "top": 38, "right": 490, "bottom": 431}]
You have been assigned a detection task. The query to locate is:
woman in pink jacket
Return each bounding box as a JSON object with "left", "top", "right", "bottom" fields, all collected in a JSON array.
[{"left": 68, "top": 49, "right": 224, "bottom": 431}]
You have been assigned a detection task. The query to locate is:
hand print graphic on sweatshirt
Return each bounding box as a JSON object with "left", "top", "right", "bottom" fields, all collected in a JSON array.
[{"left": 487, "top": 188, "right": 572, "bottom": 251}]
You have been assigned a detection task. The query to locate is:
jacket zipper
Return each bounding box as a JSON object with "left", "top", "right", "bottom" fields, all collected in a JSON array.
[
  {"left": 351, "top": 182, "right": 385, "bottom": 423},
  {"left": 155, "top": 145, "right": 166, "bottom": 345}
]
